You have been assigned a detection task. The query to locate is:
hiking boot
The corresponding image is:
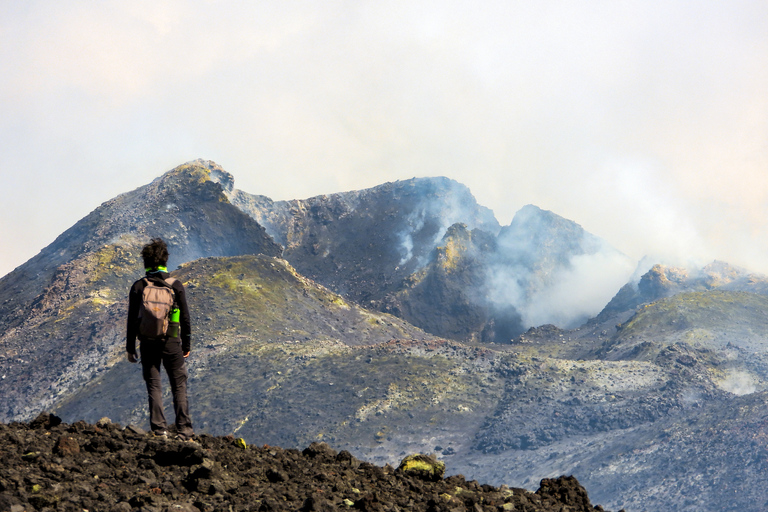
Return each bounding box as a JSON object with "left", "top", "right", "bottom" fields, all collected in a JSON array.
[
  {"left": 174, "top": 433, "right": 199, "bottom": 444},
  {"left": 152, "top": 430, "right": 168, "bottom": 439}
]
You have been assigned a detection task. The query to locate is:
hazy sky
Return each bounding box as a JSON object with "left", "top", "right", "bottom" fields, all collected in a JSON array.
[{"left": 2, "top": 1, "right": 767, "bottom": 279}]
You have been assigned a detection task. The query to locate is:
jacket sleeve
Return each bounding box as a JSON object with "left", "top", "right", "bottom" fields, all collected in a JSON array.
[
  {"left": 174, "top": 281, "right": 192, "bottom": 353},
  {"left": 126, "top": 281, "right": 141, "bottom": 354}
]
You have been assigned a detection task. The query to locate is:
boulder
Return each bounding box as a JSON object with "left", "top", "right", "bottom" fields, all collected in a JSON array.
[{"left": 397, "top": 453, "right": 446, "bottom": 481}]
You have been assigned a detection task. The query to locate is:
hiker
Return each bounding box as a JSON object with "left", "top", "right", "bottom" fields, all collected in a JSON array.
[{"left": 126, "top": 238, "right": 194, "bottom": 440}]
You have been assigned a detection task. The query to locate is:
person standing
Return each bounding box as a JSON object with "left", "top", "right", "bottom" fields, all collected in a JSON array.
[{"left": 126, "top": 238, "right": 194, "bottom": 440}]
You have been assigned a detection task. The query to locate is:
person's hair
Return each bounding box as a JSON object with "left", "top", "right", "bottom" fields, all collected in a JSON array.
[{"left": 141, "top": 238, "right": 169, "bottom": 269}]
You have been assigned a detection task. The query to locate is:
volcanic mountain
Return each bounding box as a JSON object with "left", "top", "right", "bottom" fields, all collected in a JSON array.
[
  {"left": 4, "top": 160, "right": 768, "bottom": 511},
  {"left": 226, "top": 164, "right": 633, "bottom": 341}
]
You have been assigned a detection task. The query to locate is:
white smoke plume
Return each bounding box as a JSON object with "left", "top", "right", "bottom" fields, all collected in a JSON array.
[
  {"left": 486, "top": 205, "right": 636, "bottom": 330},
  {"left": 520, "top": 248, "right": 636, "bottom": 328},
  {"left": 716, "top": 370, "right": 757, "bottom": 396}
]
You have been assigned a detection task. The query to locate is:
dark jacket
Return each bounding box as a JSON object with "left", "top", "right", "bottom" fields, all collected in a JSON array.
[{"left": 126, "top": 271, "right": 192, "bottom": 354}]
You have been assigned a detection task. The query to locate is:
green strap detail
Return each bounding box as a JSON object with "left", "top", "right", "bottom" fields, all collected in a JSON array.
[{"left": 145, "top": 266, "right": 168, "bottom": 273}]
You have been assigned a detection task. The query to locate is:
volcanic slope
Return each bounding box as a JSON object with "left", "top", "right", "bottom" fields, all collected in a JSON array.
[
  {"left": 51, "top": 254, "right": 502, "bottom": 454},
  {"left": 457, "top": 263, "right": 768, "bottom": 512},
  {"left": 0, "top": 161, "right": 281, "bottom": 423},
  {"left": 49, "top": 255, "right": 768, "bottom": 512},
  {"left": 591, "top": 262, "right": 768, "bottom": 365},
  {"left": 380, "top": 222, "right": 511, "bottom": 343},
  {"left": 227, "top": 175, "right": 501, "bottom": 304}
]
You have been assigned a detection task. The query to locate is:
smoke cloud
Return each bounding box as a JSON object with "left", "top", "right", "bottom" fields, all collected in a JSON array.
[{"left": 1, "top": 1, "right": 767, "bottom": 279}]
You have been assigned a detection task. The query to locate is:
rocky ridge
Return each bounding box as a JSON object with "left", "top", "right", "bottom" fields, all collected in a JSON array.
[{"left": 0, "top": 413, "right": 617, "bottom": 512}]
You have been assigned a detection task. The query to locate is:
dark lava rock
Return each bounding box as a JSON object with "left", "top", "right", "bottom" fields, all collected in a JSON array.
[
  {"left": 53, "top": 433, "right": 80, "bottom": 457},
  {"left": 28, "top": 412, "right": 62, "bottom": 430},
  {"left": 0, "top": 415, "right": 619, "bottom": 511}
]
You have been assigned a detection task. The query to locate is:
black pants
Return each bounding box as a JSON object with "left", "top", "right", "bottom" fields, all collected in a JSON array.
[{"left": 140, "top": 337, "right": 194, "bottom": 438}]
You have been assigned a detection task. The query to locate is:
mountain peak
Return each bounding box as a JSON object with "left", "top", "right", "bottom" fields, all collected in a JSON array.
[
  {"left": 151, "top": 159, "right": 235, "bottom": 200},
  {"left": 497, "top": 204, "right": 603, "bottom": 268}
]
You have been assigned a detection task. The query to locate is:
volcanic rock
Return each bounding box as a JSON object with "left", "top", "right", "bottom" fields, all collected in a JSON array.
[{"left": 0, "top": 416, "right": 617, "bottom": 512}]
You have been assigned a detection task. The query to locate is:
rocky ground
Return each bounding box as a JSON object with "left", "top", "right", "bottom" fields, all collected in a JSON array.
[{"left": 0, "top": 413, "right": 618, "bottom": 512}]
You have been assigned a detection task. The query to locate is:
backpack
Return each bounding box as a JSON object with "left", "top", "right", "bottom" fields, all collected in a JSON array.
[{"left": 138, "top": 277, "right": 177, "bottom": 339}]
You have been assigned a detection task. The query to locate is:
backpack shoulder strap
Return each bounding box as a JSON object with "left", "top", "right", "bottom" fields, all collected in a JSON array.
[{"left": 145, "top": 275, "right": 175, "bottom": 289}]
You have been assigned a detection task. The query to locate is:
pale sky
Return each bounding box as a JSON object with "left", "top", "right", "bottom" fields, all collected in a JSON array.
[{"left": 2, "top": 0, "right": 767, "bottom": 279}]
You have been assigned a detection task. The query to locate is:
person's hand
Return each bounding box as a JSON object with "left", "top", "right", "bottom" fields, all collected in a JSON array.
[
  {"left": 126, "top": 351, "right": 139, "bottom": 363},
  {"left": 183, "top": 351, "right": 190, "bottom": 358}
]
